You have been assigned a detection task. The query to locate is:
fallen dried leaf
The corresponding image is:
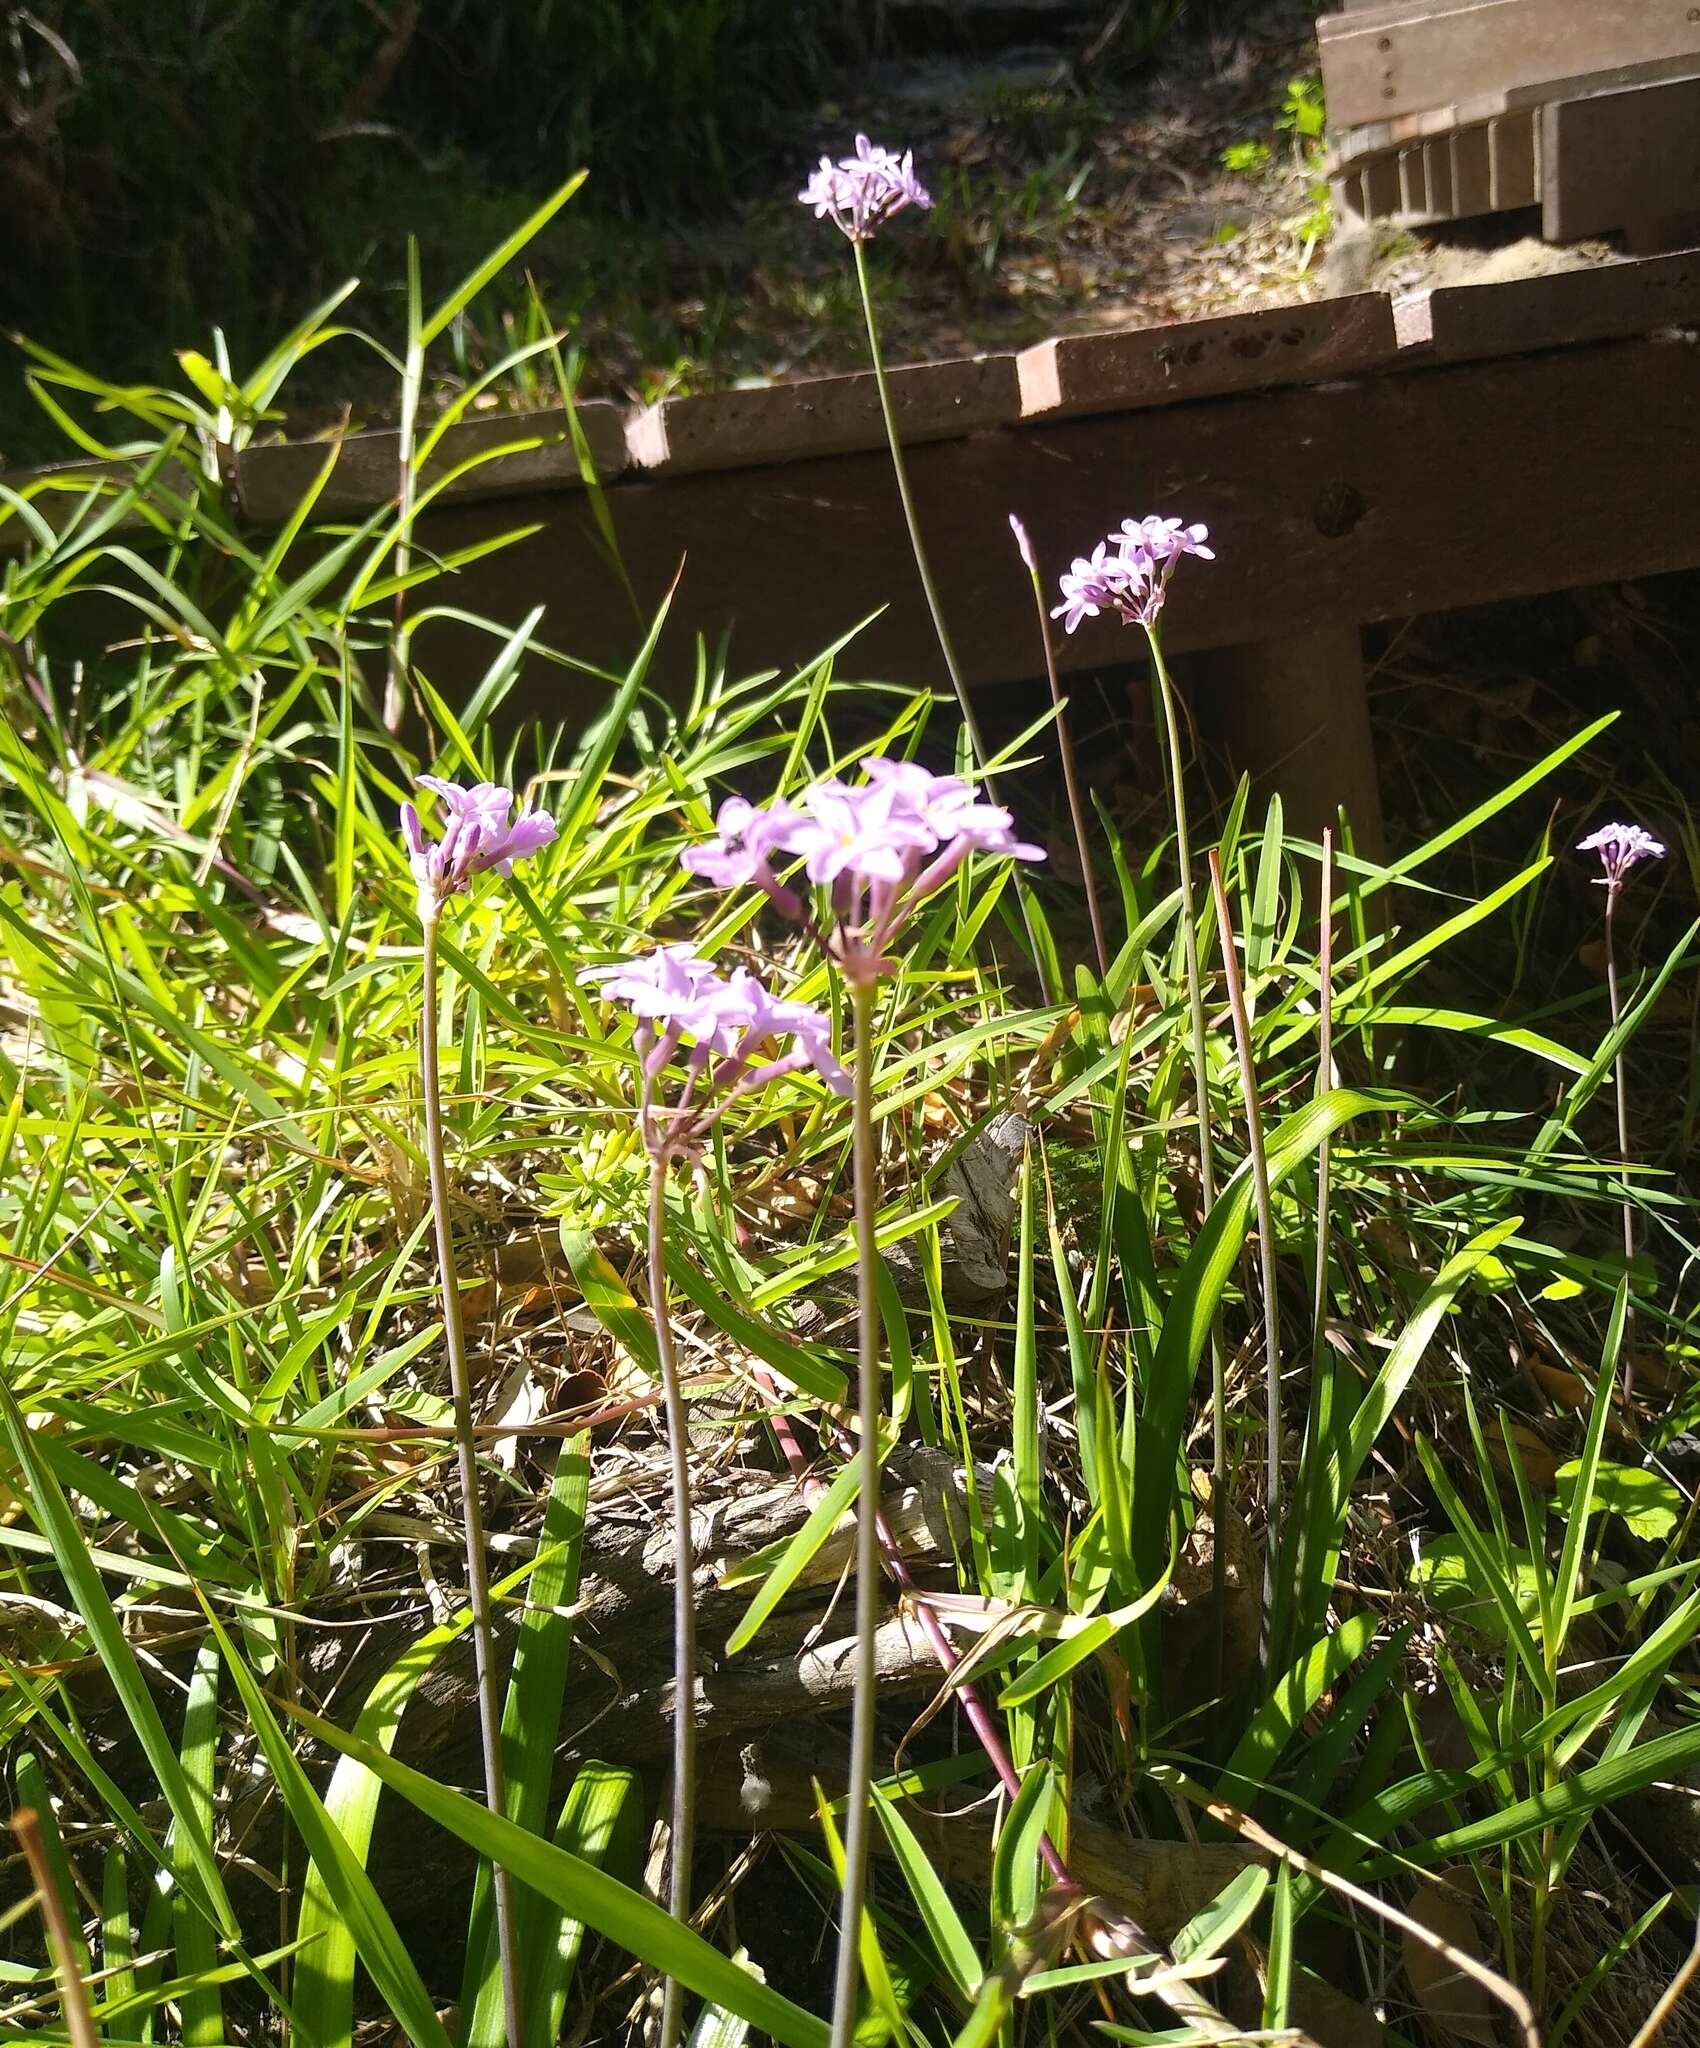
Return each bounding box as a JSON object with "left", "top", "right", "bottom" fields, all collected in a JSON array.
[
  {"left": 1486, "top": 1419, "right": 1560, "bottom": 1491},
  {"left": 1404, "top": 1875, "right": 1498, "bottom": 2046}
]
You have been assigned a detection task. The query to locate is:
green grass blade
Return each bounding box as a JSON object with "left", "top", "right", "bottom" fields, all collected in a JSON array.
[
  {"left": 11, "top": 1751, "right": 91, "bottom": 1987},
  {"left": 1284, "top": 1215, "right": 1523, "bottom": 1655},
  {"left": 100, "top": 1844, "right": 136, "bottom": 2016},
  {"left": 869, "top": 1783, "right": 981, "bottom": 2001},
  {"left": 171, "top": 1644, "right": 224, "bottom": 2045},
  {"left": 418, "top": 174, "right": 587, "bottom": 347},
  {"left": 463, "top": 1436, "right": 593, "bottom": 2044},
  {"left": 665, "top": 1246, "right": 848, "bottom": 1404},
  {"left": 725, "top": 1452, "right": 870, "bottom": 1656},
  {"left": 1171, "top": 1865, "right": 1269, "bottom": 1965},
  {"left": 1549, "top": 1281, "right": 1629, "bottom": 1656},
  {"left": 1218, "top": 1612, "right": 1379, "bottom": 1808},
  {"left": 1011, "top": 1145, "right": 1040, "bottom": 1598},
  {"left": 526, "top": 1764, "right": 645, "bottom": 2048},
  {"left": 282, "top": 1701, "right": 831, "bottom": 2048},
  {"left": 1133, "top": 1088, "right": 1397, "bottom": 1583},
  {"left": 0, "top": 1382, "right": 236, "bottom": 1938},
  {"left": 1364, "top": 712, "right": 1616, "bottom": 897},
  {"left": 204, "top": 1614, "right": 454, "bottom": 2048}
]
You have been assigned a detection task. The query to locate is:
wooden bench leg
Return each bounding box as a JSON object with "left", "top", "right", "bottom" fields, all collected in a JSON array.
[{"left": 1197, "top": 625, "right": 1385, "bottom": 861}]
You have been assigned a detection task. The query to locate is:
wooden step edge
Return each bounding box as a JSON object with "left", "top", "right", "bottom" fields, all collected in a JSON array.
[
  {"left": 622, "top": 353, "right": 1021, "bottom": 477},
  {"left": 232, "top": 401, "right": 628, "bottom": 526},
  {"left": 1015, "top": 292, "right": 1400, "bottom": 420}
]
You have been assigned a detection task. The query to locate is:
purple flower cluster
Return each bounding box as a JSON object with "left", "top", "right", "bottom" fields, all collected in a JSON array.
[
  {"left": 683, "top": 756, "right": 1043, "bottom": 981},
  {"left": 581, "top": 945, "right": 849, "bottom": 1159},
  {"left": 799, "top": 135, "right": 931, "bottom": 242},
  {"left": 1051, "top": 516, "right": 1215, "bottom": 636},
  {"left": 1578, "top": 821, "right": 1666, "bottom": 891},
  {"left": 401, "top": 776, "right": 557, "bottom": 920}
]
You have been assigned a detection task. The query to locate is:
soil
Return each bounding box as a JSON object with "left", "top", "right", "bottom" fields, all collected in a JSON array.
[{"left": 548, "top": 0, "right": 1628, "bottom": 411}]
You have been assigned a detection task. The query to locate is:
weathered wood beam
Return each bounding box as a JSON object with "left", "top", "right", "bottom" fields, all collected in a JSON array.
[
  {"left": 1393, "top": 248, "right": 1700, "bottom": 357},
  {"left": 1319, "top": 0, "right": 1700, "bottom": 129},
  {"left": 400, "top": 332, "right": 1700, "bottom": 720},
  {"left": 1542, "top": 78, "right": 1700, "bottom": 254},
  {"left": 1195, "top": 626, "right": 1385, "bottom": 857},
  {"left": 1014, "top": 294, "right": 1397, "bottom": 418}
]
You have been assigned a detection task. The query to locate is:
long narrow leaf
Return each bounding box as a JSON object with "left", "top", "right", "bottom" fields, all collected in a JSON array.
[{"left": 282, "top": 1702, "right": 831, "bottom": 2048}]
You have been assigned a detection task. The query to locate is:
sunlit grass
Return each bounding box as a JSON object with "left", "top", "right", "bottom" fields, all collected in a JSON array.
[{"left": 1, "top": 192, "right": 1697, "bottom": 2048}]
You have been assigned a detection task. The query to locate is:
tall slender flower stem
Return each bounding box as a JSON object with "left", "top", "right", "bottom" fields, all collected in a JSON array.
[
  {"left": 1275, "top": 829, "right": 1336, "bottom": 1674},
  {"left": 1311, "top": 829, "right": 1335, "bottom": 1366},
  {"left": 1576, "top": 823, "right": 1663, "bottom": 1391},
  {"left": 1603, "top": 885, "right": 1639, "bottom": 1384},
  {"left": 418, "top": 916, "right": 522, "bottom": 2045},
  {"left": 1207, "top": 851, "right": 1283, "bottom": 1665},
  {"left": 648, "top": 1156, "right": 697, "bottom": 2048},
  {"left": 852, "top": 242, "right": 990, "bottom": 775},
  {"left": 830, "top": 975, "right": 884, "bottom": 2048},
  {"left": 1013, "top": 521, "right": 1110, "bottom": 979},
  {"left": 849, "top": 242, "right": 1050, "bottom": 986},
  {"left": 1143, "top": 625, "right": 1227, "bottom": 1683}
]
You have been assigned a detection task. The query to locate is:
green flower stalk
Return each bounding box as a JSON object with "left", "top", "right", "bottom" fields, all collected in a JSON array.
[
  {"left": 1009, "top": 513, "right": 1110, "bottom": 978},
  {"left": 801, "top": 137, "right": 1050, "bottom": 982},
  {"left": 683, "top": 761, "right": 1041, "bottom": 2048},
  {"left": 580, "top": 944, "right": 849, "bottom": 2048},
  {"left": 1208, "top": 848, "right": 1283, "bottom": 1661},
  {"left": 1577, "top": 821, "right": 1666, "bottom": 1389},
  {"left": 1051, "top": 519, "right": 1229, "bottom": 1694},
  {"left": 402, "top": 776, "right": 557, "bottom": 2048}
]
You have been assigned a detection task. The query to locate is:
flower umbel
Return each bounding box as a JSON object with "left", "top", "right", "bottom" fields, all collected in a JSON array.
[
  {"left": 581, "top": 949, "right": 849, "bottom": 1161},
  {"left": 680, "top": 756, "right": 1043, "bottom": 982},
  {"left": 402, "top": 777, "right": 556, "bottom": 921},
  {"left": 799, "top": 133, "right": 931, "bottom": 241},
  {"left": 1116, "top": 515, "right": 1215, "bottom": 574},
  {"left": 1578, "top": 821, "right": 1666, "bottom": 891},
  {"left": 1051, "top": 542, "right": 1152, "bottom": 635},
  {"left": 1051, "top": 516, "right": 1214, "bottom": 634}
]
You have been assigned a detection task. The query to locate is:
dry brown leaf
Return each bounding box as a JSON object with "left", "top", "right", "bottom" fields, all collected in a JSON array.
[
  {"left": 1486, "top": 1419, "right": 1559, "bottom": 1491},
  {"left": 1527, "top": 1355, "right": 1591, "bottom": 1408},
  {"left": 1404, "top": 1876, "right": 1499, "bottom": 2046}
]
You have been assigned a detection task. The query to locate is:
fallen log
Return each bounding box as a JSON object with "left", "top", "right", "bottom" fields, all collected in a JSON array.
[{"left": 315, "top": 1444, "right": 980, "bottom": 1781}]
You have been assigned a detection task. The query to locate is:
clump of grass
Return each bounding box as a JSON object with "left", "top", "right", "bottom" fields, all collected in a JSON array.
[{"left": 0, "top": 182, "right": 1697, "bottom": 2048}]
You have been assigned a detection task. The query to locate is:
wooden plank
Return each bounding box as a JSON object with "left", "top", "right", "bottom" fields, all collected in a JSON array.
[
  {"left": 232, "top": 401, "right": 627, "bottom": 526},
  {"left": 396, "top": 334, "right": 1700, "bottom": 713},
  {"left": 1488, "top": 109, "right": 1537, "bottom": 209},
  {"left": 1319, "top": 0, "right": 1700, "bottom": 128},
  {"left": 1424, "top": 136, "right": 1455, "bottom": 213},
  {"left": 1362, "top": 155, "right": 1403, "bottom": 218},
  {"left": 1450, "top": 122, "right": 1493, "bottom": 214},
  {"left": 1543, "top": 77, "right": 1700, "bottom": 247},
  {"left": 0, "top": 450, "right": 206, "bottom": 553},
  {"left": 1397, "top": 249, "right": 1700, "bottom": 359},
  {"left": 1333, "top": 167, "right": 1370, "bottom": 224},
  {"left": 624, "top": 354, "right": 1018, "bottom": 476},
  {"left": 1016, "top": 294, "right": 1397, "bottom": 418},
  {"left": 1506, "top": 47, "right": 1700, "bottom": 111}
]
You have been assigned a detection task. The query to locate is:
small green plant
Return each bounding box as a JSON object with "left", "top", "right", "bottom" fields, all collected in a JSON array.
[
  {"left": 1221, "top": 139, "right": 1272, "bottom": 175},
  {"left": 1221, "top": 75, "right": 1335, "bottom": 269},
  {"left": 1277, "top": 75, "right": 1328, "bottom": 155}
]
